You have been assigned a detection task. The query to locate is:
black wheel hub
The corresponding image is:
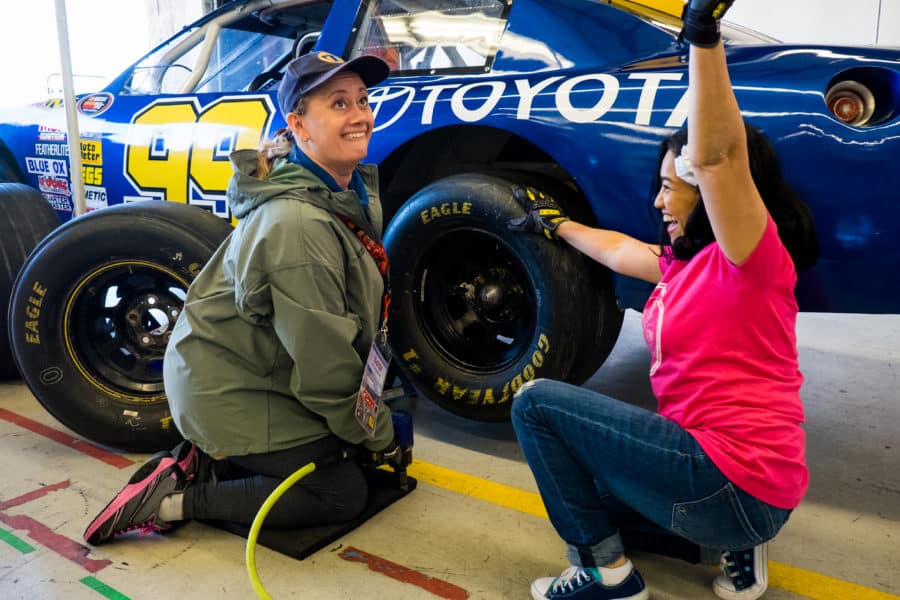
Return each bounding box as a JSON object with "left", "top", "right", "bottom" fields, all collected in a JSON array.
[
  {"left": 414, "top": 230, "right": 536, "bottom": 372},
  {"left": 68, "top": 263, "right": 187, "bottom": 395}
]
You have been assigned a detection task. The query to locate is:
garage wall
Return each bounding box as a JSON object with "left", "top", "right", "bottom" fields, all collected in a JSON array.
[
  {"left": 144, "top": 0, "right": 206, "bottom": 46},
  {"left": 727, "top": 0, "right": 899, "bottom": 46}
]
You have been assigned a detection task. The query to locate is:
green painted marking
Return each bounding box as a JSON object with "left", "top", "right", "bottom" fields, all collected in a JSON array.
[
  {"left": 80, "top": 576, "right": 132, "bottom": 600},
  {"left": 0, "top": 528, "right": 35, "bottom": 553}
]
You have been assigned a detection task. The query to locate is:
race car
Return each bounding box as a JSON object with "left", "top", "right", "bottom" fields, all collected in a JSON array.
[{"left": 1, "top": 0, "right": 898, "bottom": 451}]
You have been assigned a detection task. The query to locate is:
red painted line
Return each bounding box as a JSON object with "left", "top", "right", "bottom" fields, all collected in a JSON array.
[
  {"left": 339, "top": 546, "right": 469, "bottom": 600},
  {"left": 0, "top": 512, "right": 111, "bottom": 573},
  {"left": 0, "top": 480, "right": 111, "bottom": 573},
  {"left": 0, "top": 480, "right": 70, "bottom": 511},
  {"left": 0, "top": 408, "right": 134, "bottom": 468}
]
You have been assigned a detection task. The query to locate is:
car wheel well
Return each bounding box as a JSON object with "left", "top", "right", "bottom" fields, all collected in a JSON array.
[
  {"left": 378, "top": 125, "right": 598, "bottom": 227},
  {"left": 0, "top": 139, "right": 25, "bottom": 183}
]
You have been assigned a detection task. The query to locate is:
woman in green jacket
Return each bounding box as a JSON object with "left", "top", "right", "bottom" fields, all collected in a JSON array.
[{"left": 85, "top": 51, "right": 400, "bottom": 544}]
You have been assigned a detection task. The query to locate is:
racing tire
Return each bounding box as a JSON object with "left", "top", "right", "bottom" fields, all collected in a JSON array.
[
  {"left": 483, "top": 170, "right": 624, "bottom": 384},
  {"left": 8, "top": 201, "right": 233, "bottom": 452},
  {"left": 384, "top": 173, "right": 617, "bottom": 421},
  {"left": 1, "top": 183, "right": 60, "bottom": 379}
]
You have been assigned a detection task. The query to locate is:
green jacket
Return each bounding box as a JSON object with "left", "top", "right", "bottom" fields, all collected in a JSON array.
[{"left": 163, "top": 149, "right": 393, "bottom": 457}]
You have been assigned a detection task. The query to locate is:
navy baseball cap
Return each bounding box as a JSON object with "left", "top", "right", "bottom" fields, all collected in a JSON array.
[{"left": 277, "top": 51, "right": 390, "bottom": 116}]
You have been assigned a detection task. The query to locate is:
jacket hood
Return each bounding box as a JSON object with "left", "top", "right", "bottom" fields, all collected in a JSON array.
[{"left": 226, "top": 148, "right": 379, "bottom": 237}]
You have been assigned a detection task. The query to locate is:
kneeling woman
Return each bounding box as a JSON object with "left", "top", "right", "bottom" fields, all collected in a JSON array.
[{"left": 85, "top": 52, "right": 400, "bottom": 543}]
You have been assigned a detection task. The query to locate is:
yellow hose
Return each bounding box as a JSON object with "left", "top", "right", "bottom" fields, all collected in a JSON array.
[{"left": 246, "top": 461, "right": 317, "bottom": 600}]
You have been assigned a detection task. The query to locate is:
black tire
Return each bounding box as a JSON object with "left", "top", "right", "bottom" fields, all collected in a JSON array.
[
  {"left": 384, "top": 173, "right": 617, "bottom": 421},
  {"left": 8, "top": 201, "right": 233, "bottom": 452},
  {"left": 482, "top": 171, "right": 624, "bottom": 385},
  {"left": 1, "top": 183, "right": 60, "bottom": 379}
]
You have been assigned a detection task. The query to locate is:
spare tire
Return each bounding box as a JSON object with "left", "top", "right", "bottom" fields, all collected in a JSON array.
[
  {"left": 1, "top": 183, "right": 60, "bottom": 379},
  {"left": 8, "top": 201, "right": 232, "bottom": 451},
  {"left": 384, "top": 173, "right": 621, "bottom": 421}
]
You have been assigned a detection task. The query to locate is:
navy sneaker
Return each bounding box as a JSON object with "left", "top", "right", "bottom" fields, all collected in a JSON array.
[
  {"left": 712, "top": 544, "right": 768, "bottom": 600},
  {"left": 530, "top": 564, "right": 649, "bottom": 600},
  {"left": 84, "top": 452, "right": 186, "bottom": 544}
]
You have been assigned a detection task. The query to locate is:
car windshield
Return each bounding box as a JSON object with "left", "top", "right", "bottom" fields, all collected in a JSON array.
[
  {"left": 119, "top": 0, "right": 330, "bottom": 96},
  {"left": 348, "top": 0, "right": 510, "bottom": 75}
]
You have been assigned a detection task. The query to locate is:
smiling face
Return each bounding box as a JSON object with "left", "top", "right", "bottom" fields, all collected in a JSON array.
[
  {"left": 653, "top": 150, "right": 702, "bottom": 242},
  {"left": 285, "top": 71, "right": 373, "bottom": 186}
]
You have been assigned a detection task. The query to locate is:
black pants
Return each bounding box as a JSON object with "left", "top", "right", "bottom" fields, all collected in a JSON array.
[{"left": 182, "top": 435, "right": 367, "bottom": 528}]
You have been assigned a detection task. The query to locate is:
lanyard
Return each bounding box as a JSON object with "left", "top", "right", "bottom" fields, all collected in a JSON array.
[{"left": 336, "top": 214, "right": 391, "bottom": 329}]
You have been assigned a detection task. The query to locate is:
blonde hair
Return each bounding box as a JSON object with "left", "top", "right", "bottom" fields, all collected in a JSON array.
[
  {"left": 255, "top": 97, "right": 307, "bottom": 179},
  {"left": 256, "top": 128, "right": 295, "bottom": 179}
]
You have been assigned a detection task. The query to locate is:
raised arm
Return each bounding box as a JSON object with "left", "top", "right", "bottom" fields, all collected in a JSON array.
[{"left": 682, "top": 0, "right": 768, "bottom": 265}]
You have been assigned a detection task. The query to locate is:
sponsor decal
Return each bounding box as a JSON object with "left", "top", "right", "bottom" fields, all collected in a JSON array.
[
  {"left": 77, "top": 93, "right": 114, "bottom": 116},
  {"left": 38, "top": 176, "right": 70, "bottom": 196},
  {"left": 43, "top": 193, "right": 73, "bottom": 212},
  {"left": 369, "top": 71, "right": 688, "bottom": 132},
  {"left": 34, "top": 143, "right": 69, "bottom": 157},
  {"left": 25, "top": 156, "right": 68, "bottom": 177},
  {"left": 38, "top": 125, "right": 66, "bottom": 142},
  {"left": 82, "top": 165, "right": 103, "bottom": 186},
  {"left": 84, "top": 185, "right": 108, "bottom": 211},
  {"left": 80, "top": 139, "right": 102, "bottom": 165}
]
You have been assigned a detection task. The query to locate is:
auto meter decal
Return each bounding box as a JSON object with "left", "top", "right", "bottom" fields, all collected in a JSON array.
[{"left": 77, "top": 93, "right": 114, "bottom": 116}]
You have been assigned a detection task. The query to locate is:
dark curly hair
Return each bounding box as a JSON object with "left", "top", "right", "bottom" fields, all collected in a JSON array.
[{"left": 650, "top": 122, "right": 819, "bottom": 272}]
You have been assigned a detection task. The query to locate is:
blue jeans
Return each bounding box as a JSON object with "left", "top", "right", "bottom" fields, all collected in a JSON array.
[{"left": 511, "top": 379, "right": 792, "bottom": 568}]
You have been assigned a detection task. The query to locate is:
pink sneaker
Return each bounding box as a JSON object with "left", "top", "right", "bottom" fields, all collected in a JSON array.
[
  {"left": 171, "top": 440, "right": 200, "bottom": 481},
  {"left": 84, "top": 452, "right": 185, "bottom": 545}
]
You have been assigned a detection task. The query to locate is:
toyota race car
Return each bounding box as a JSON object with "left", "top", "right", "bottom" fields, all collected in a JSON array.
[{"left": 1, "top": 0, "right": 898, "bottom": 451}]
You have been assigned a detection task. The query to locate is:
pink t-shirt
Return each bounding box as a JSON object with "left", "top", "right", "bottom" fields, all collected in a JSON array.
[{"left": 642, "top": 216, "right": 808, "bottom": 509}]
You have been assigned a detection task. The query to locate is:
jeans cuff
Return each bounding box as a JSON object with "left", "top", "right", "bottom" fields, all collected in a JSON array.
[{"left": 567, "top": 532, "right": 624, "bottom": 567}]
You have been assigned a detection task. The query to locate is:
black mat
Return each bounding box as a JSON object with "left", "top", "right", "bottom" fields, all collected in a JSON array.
[{"left": 204, "top": 467, "right": 416, "bottom": 560}]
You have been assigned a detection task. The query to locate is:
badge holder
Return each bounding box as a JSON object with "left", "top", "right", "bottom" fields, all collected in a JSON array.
[{"left": 354, "top": 326, "right": 393, "bottom": 439}]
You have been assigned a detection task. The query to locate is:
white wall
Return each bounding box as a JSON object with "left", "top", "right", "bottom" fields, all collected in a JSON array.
[
  {"left": 0, "top": 0, "right": 205, "bottom": 108},
  {"left": 727, "top": 0, "right": 899, "bottom": 46}
]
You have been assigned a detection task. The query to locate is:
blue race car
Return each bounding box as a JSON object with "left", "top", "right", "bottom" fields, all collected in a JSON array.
[{"left": 2, "top": 0, "right": 898, "bottom": 450}]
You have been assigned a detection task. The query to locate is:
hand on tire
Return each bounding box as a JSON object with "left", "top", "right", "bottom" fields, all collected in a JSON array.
[
  {"left": 507, "top": 186, "right": 570, "bottom": 240},
  {"left": 679, "top": 0, "right": 735, "bottom": 48}
]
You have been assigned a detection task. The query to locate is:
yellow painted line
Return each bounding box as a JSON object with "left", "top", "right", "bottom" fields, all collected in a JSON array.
[
  {"left": 770, "top": 561, "right": 900, "bottom": 600},
  {"left": 408, "top": 459, "right": 900, "bottom": 600},
  {"left": 407, "top": 461, "right": 548, "bottom": 519}
]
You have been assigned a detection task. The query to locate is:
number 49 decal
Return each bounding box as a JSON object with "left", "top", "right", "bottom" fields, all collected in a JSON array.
[{"left": 125, "top": 96, "right": 274, "bottom": 215}]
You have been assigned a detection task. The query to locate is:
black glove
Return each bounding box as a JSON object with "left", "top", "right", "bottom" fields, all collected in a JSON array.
[
  {"left": 361, "top": 439, "right": 411, "bottom": 470},
  {"left": 507, "top": 185, "right": 570, "bottom": 240},
  {"left": 679, "top": 0, "right": 735, "bottom": 48}
]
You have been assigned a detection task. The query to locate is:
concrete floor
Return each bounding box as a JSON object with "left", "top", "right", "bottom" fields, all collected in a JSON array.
[{"left": 1, "top": 310, "right": 898, "bottom": 599}]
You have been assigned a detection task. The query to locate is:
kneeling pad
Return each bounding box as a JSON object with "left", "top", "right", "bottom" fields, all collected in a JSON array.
[{"left": 204, "top": 467, "right": 416, "bottom": 560}]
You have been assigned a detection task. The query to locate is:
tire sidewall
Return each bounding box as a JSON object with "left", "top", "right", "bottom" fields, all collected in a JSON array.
[
  {"left": 385, "top": 174, "right": 582, "bottom": 420},
  {"left": 9, "top": 203, "right": 230, "bottom": 451}
]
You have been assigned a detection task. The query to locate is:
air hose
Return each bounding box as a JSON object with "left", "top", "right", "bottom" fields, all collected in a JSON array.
[
  {"left": 246, "top": 461, "right": 316, "bottom": 600},
  {"left": 244, "top": 410, "right": 412, "bottom": 598}
]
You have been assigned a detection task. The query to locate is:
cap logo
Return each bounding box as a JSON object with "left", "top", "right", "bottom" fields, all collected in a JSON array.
[{"left": 315, "top": 51, "right": 344, "bottom": 64}]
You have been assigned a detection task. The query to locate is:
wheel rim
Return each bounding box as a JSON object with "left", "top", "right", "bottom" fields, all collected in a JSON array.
[
  {"left": 64, "top": 260, "right": 189, "bottom": 400},
  {"left": 413, "top": 229, "right": 536, "bottom": 372}
]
